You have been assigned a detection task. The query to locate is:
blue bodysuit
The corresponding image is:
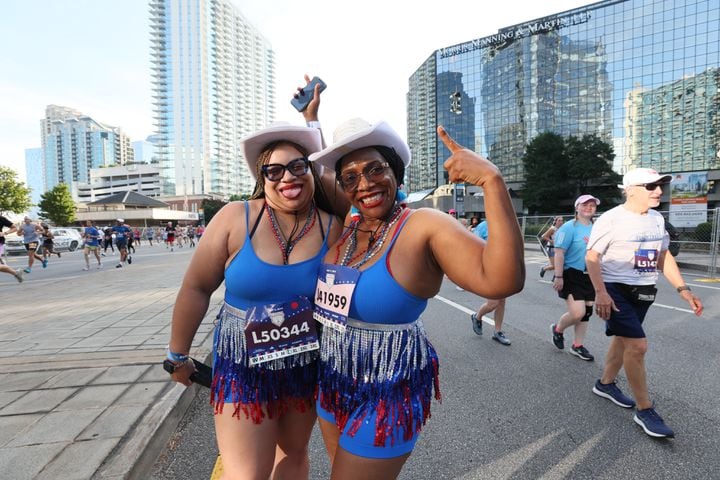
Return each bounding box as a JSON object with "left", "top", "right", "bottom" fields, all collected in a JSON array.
[
  {"left": 212, "top": 202, "right": 332, "bottom": 423},
  {"left": 316, "top": 211, "right": 441, "bottom": 459}
]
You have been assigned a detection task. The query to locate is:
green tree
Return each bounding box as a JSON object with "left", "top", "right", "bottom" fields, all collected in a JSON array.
[
  {"left": 0, "top": 166, "right": 32, "bottom": 213},
  {"left": 38, "top": 183, "right": 76, "bottom": 225},
  {"left": 522, "top": 132, "right": 622, "bottom": 213},
  {"left": 521, "top": 132, "right": 569, "bottom": 214},
  {"left": 201, "top": 198, "right": 227, "bottom": 225},
  {"left": 565, "top": 134, "right": 622, "bottom": 206}
]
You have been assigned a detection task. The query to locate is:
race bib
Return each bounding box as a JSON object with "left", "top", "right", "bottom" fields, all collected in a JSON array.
[
  {"left": 244, "top": 296, "right": 318, "bottom": 366},
  {"left": 634, "top": 249, "right": 658, "bottom": 273},
  {"left": 313, "top": 264, "right": 360, "bottom": 333}
]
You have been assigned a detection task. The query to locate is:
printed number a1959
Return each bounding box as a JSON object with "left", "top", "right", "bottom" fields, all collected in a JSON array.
[{"left": 316, "top": 290, "right": 347, "bottom": 309}]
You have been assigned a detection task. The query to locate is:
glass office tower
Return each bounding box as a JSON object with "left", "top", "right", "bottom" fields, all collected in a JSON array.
[
  {"left": 150, "top": 0, "right": 275, "bottom": 197},
  {"left": 407, "top": 0, "right": 720, "bottom": 192}
]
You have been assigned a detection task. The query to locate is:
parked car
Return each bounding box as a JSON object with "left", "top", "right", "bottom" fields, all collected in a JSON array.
[{"left": 4, "top": 227, "right": 83, "bottom": 255}]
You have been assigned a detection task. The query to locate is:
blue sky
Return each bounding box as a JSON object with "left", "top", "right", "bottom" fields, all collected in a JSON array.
[{"left": 0, "top": 0, "right": 590, "bottom": 183}]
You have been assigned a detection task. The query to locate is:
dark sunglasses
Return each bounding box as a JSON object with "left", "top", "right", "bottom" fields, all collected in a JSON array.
[
  {"left": 638, "top": 181, "right": 669, "bottom": 191},
  {"left": 337, "top": 163, "right": 390, "bottom": 192},
  {"left": 261, "top": 158, "right": 310, "bottom": 182}
]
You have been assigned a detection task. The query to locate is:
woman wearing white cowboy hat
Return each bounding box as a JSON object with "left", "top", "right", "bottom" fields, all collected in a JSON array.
[
  {"left": 166, "top": 80, "right": 346, "bottom": 479},
  {"left": 309, "top": 118, "right": 524, "bottom": 478}
]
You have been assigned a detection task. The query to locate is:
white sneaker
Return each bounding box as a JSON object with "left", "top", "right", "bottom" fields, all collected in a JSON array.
[
  {"left": 97, "top": 263, "right": 103, "bottom": 269},
  {"left": 83, "top": 266, "right": 89, "bottom": 271}
]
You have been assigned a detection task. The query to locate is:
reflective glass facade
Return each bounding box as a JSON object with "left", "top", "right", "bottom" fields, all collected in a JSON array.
[{"left": 407, "top": 0, "right": 720, "bottom": 192}]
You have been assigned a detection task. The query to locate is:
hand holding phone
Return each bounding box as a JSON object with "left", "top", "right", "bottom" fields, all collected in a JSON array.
[
  {"left": 291, "top": 76, "right": 327, "bottom": 112},
  {"left": 163, "top": 358, "right": 213, "bottom": 388}
]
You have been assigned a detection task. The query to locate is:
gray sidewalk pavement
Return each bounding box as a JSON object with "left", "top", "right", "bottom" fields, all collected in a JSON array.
[
  {"left": 0, "top": 242, "right": 716, "bottom": 480},
  {"left": 0, "top": 248, "right": 223, "bottom": 480}
]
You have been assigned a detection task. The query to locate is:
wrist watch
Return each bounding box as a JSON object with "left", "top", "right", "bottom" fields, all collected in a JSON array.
[{"left": 676, "top": 285, "right": 691, "bottom": 293}]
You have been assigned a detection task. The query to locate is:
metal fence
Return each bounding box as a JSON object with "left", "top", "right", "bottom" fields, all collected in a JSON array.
[{"left": 519, "top": 208, "right": 720, "bottom": 276}]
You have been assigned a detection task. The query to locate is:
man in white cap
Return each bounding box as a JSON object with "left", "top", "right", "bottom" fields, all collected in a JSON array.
[{"left": 586, "top": 168, "right": 703, "bottom": 438}]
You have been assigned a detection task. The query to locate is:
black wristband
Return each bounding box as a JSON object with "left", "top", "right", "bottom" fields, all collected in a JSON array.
[
  {"left": 676, "top": 285, "right": 691, "bottom": 293},
  {"left": 553, "top": 275, "right": 563, "bottom": 280}
]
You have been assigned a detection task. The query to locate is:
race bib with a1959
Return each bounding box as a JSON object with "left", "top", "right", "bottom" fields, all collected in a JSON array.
[
  {"left": 313, "top": 264, "right": 360, "bottom": 333},
  {"left": 244, "top": 296, "right": 318, "bottom": 366}
]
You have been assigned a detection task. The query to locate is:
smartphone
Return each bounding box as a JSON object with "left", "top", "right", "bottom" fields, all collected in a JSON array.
[
  {"left": 163, "top": 358, "right": 213, "bottom": 389},
  {"left": 291, "top": 76, "right": 327, "bottom": 112}
]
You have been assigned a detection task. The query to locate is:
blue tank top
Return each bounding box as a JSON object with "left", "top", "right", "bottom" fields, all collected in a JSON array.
[
  {"left": 347, "top": 212, "right": 428, "bottom": 324},
  {"left": 224, "top": 202, "right": 332, "bottom": 309}
]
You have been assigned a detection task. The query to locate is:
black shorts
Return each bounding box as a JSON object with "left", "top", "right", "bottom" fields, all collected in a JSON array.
[
  {"left": 24, "top": 242, "right": 39, "bottom": 251},
  {"left": 604, "top": 283, "right": 655, "bottom": 338},
  {"left": 558, "top": 268, "right": 595, "bottom": 301}
]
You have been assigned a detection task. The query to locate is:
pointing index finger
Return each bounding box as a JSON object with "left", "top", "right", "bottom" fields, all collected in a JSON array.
[{"left": 437, "top": 125, "right": 461, "bottom": 153}]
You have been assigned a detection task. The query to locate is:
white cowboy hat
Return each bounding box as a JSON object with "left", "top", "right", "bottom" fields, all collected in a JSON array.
[
  {"left": 309, "top": 118, "right": 411, "bottom": 172},
  {"left": 240, "top": 123, "right": 322, "bottom": 180}
]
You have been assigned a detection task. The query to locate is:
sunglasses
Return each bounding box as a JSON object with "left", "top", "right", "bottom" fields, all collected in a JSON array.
[
  {"left": 337, "top": 162, "right": 390, "bottom": 192},
  {"left": 261, "top": 158, "right": 310, "bottom": 182},
  {"left": 636, "top": 181, "right": 669, "bottom": 191}
]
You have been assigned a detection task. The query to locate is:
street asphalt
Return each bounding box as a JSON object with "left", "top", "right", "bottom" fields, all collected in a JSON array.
[{"left": 0, "top": 242, "right": 715, "bottom": 479}]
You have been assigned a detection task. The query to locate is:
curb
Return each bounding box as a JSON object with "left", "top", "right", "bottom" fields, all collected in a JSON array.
[{"left": 94, "top": 335, "right": 215, "bottom": 479}]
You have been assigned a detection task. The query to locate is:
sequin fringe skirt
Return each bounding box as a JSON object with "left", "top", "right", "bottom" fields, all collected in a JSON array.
[
  {"left": 211, "top": 302, "right": 319, "bottom": 423},
  {"left": 317, "top": 318, "right": 441, "bottom": 448}
]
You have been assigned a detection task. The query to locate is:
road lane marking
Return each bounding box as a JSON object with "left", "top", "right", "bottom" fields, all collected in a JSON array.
[{"left": 435, "top": 295, "right": 496, "bottom": 326}]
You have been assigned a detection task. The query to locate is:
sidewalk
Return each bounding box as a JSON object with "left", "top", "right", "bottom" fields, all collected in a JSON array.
[
  {"left": 0, "top": 243, "right": 715, "bottom": 480},
  {"left": 0, "top": 248, "right": 222, "bottom": 480}
]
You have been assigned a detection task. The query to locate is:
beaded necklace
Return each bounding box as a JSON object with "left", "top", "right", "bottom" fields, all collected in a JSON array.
[
  {"left": 266, "top": 202, "right": 317, "bottom": 264},
  {"left": 335, "top": 204, "right": 405, "bottom": 269}
]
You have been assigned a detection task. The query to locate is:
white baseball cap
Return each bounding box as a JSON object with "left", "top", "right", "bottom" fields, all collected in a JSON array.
[
  {"left": 574, "top": 194, "right": 600, "bottom": 207},
  {"left": 620, "top": 168, "right": 672, "bottom": 188}
]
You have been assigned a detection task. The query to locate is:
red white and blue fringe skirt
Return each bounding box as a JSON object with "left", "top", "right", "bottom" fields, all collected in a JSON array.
[
  {"left": 317, "top": 317, "right": 441, "bottom": 448},
  {"left": 211, "top": 303, "right": 318, "bottom": 423}
]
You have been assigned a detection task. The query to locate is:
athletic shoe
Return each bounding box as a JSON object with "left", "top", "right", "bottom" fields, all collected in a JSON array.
[
  {"left": 101, "top": 253, "right": 106, "bottom": 257},
  {"left": 127, "top": 255, "right": 132, "bottom": 265},
  {"left": 551, "top": 324, "right": 564, "bottom": 350},
  {"left": 492, "top": 331, "right": 511, "bottom": 346},
  {"left": 592, "top": 380, "right": 636, "bottom": 408},
  {"left": 115, "top": 263, "right": 123, "bottom": 268},
  {"left": 634, "top": 406, "right": 675, "bottom": 438},
  {"left": 97, "top": 263, "right": 103, "bottom": 269},
  {"left": 540, "top": 267, "right": 546, "bottom": 278},
  {"left": 570, "top": 345, "right": 594, "bottom": 361},
  {"left": 23, "top": 267, "right": 31, "bottom": 274},
  {"left": 83, "top": 266, "right": 89, "bottom": 271},
  {"left": 57, "top": 252, "right": 61, "bottom": 258},
  {"left": 14, "top": 270, "right": 23, "bottom": 283},
  {"left": 471, "top": 313, "right": 483, "bottom": 336},
  {"left": 42, "top": 259, "right": 48, "bottom": 268}
]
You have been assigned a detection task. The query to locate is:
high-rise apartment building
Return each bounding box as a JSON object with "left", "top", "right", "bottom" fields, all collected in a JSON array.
[
  {"left": 41, "top": 105, "right": 134, "bottom": 191},
  {"left": 407, "top": 0, "right": 720, "bottom": 193},
  {"left": 149, "top": 0, "right": 275, "bottom": 197}
]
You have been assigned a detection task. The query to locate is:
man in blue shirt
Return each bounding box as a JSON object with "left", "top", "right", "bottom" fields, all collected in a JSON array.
[
  {"left": 112, "top": 218, "right": 133, "bottom": 268},
  {"left": 470, "top": 219, "right": 511, "bottom": 345},
  {"left": 82, "top": 220, "right": 103, "bottom": 270}
]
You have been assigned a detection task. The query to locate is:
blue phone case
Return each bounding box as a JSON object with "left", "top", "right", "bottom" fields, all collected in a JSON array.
[{"left": 291, "top": 77, "right": 327, "bottom": 112}]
